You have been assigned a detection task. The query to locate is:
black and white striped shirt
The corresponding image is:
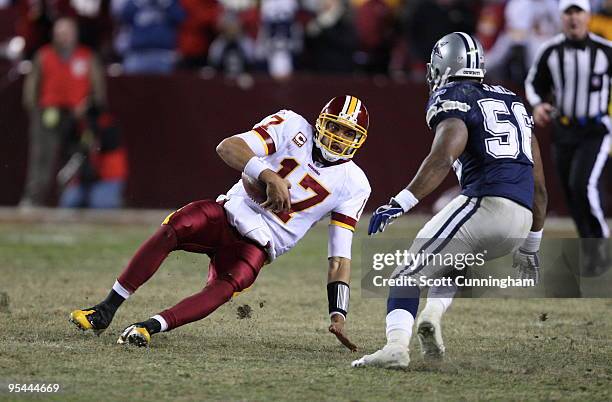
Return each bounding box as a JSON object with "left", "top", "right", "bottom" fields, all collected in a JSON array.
[{"left": 525, "top": 33, "right": 612, "bottom": 130}]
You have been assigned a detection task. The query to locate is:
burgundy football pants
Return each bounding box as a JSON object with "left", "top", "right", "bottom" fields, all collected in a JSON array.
[{"left": 117, "top": 200, "right": 267, "bottom": 331}]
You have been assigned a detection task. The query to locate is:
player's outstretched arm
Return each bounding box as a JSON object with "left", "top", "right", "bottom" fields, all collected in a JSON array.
[
  {"left": 513, "top": 135, "right": 547, "bottom": 284},
  {"left": 216, "top": 136, "right": 292, "bottom": 213},
  {"left": 327, "top": 256, "right": 357, "bottom": 352},
  {"left": 368, "top": 118, "right": 468, "bottom": 235},
  {"left": 530, "top": 135, "right": 547, "bottom": 232},
  {"left": 405, "top": 117, "right": 468, "bottom": 200}
]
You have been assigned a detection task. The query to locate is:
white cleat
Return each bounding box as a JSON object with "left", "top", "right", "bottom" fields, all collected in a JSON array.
[
  {"left": 416, "top": 315, "right": 445, "bottom": 359},
  {"left": 351, "top": 343, "right": 410, "bottom": 369}
]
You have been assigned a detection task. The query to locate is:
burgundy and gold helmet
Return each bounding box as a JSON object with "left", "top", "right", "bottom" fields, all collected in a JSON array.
[{"left": 315, "top": 95, "right": 369, "bottom": 161}]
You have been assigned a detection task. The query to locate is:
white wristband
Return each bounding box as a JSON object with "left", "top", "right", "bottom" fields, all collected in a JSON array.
[
  {"left": 392, "top": 189, "right": 419, "bottom": 212},
  {"left": 244, "top": 157, "right": 271, "bottom": 180},
  {"left": 521, "top": 230, "right": 543, "bottom": 253}
]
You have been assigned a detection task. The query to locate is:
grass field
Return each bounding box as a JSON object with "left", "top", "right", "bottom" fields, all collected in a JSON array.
[{"left": 0, "top": 211, "right": 611, "bottom": 401}]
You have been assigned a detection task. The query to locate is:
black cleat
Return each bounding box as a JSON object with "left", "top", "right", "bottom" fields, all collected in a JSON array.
[{"left": 69, "top": 303, "right": 114, "bottom": 335}]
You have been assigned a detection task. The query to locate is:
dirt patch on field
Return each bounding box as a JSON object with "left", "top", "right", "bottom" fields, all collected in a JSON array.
[{"left": 236, "top": 304, "right": 252, "bottom": 319}]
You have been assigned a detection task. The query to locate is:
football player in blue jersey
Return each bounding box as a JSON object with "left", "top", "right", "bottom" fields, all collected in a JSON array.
[{"left": 352, "top": 32, "right": 548, "bottom": 368}]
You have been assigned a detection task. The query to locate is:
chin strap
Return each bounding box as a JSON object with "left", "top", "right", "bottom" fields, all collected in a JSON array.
[
  {"left": 313, "top": 138, "right": 345, "bottom": 163},
  {"left": 320, "top": 148, "right": 343, "bottom": 162}
]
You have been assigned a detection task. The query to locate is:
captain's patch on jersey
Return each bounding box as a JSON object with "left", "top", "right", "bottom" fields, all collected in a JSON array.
[
  {"left": 292, "top": 132, "right": 307, "bottom": 147},
  {"left": 426, "top": 97, "right": 471, "bottom": 128}
]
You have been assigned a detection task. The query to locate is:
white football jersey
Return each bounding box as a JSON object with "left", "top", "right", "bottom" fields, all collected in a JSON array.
[{"left": 218, "top": 110, "right": 371, "bottom": 261}]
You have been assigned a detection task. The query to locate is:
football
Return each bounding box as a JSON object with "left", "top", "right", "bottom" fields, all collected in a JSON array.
[{"left": 241, "top": 173, "right": 267, "bottom": 203}]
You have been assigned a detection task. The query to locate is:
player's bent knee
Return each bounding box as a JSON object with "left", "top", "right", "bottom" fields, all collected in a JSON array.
[
  {"left": 223, "top": 265, "right": 259, "bottom": 294},
  {"left": 158, "top": 223, "right": 178, "bottom": 242}
]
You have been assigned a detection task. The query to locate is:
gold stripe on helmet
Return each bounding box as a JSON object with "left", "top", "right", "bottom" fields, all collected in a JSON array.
[{"left": 347, "top": 96, "right": 358, "bottom": 115}]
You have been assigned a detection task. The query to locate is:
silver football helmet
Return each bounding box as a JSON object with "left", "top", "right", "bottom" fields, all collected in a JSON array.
[{"left": 426, "top": 32, "right": 486, "bottom": 92}]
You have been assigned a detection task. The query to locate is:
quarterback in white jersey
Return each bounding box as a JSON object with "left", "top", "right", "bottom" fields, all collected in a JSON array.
[
  {"left": 221, "top": 108, "right": 370, "bottom": 260},
  {"left": 69, "top": 95, "right": 371, "bottom": 351}
]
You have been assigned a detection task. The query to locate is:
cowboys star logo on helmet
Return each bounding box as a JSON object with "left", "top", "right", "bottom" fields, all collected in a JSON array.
[
  {"left": 426, "top": 32, "right": 486, "bottom": 93},
  {"left": 432, "top": 41, "right": 448, "bottom": 59}
]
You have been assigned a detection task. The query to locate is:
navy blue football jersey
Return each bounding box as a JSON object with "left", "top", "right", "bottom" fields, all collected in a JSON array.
[{"left": 425, "top": 81, "right": 534, "bottom": 209}]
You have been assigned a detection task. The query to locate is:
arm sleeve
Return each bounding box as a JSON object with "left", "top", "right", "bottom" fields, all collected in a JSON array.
[
  {"left": 525, "top": 44, "right": 554, "bottom": 107},
  {"left": 330, "top": 187, "right": 369, "bottom": 232},
  {"left": 327, "top": 224, "right": 354, "bottom": 259},
  {"left": 235, "top": 110, "right": 294, "bottom": 156},
  {"left": 425, "top": 85, "right": 473, "bottom": 130},
  {"left": 328, "top": 180, "right": 370, "bottom": 258}
]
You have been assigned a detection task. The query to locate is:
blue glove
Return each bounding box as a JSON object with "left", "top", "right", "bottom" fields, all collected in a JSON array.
[{"left": 368, "top": 200, "right": 405, "bottom": 235}]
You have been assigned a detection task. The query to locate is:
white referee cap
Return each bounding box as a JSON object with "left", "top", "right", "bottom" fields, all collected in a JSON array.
[{"left": 558, "top": 0, "right": 591, "bottom": 13}]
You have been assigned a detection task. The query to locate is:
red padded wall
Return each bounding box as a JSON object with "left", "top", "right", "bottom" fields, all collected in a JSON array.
[{"left": 0, "top": 73, "right": 603, "bottom": 215}]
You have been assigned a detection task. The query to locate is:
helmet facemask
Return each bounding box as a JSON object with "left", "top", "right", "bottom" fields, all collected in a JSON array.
[
  {"left": 314, "top": 114, "right": 367, "bottom": 162},
  {"left": 426, "top": 63, "right": 452, "bottom": 93}
]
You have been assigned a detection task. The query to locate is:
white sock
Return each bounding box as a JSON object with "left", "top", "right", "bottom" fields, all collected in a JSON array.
[
  {"left": 151, "top": 314, "right": 168, "bottom": 332},
  {"left": 112, "top": 280, "right": 131, "bottom": 300},
  {"left": 423, "top": 284, "right": 457, "bottom": 317},
  {"left": 385, "top": 309, "right": 414, "bottom": 347}
]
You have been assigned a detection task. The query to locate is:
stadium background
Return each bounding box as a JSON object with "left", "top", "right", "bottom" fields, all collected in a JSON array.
[
  {"left": 0, "top": 73, "right": 573, "bottom": 210},
  {"left": 0, "top": 0, "right": 610, "bottom": 212}
]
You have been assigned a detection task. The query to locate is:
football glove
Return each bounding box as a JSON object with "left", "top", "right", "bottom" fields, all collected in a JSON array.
[
  {"left": 512, "top": 248, "right": 540, "bottom": 286},
  {"left": 368, "top": 200, "right": 405, "bottom": 235}
]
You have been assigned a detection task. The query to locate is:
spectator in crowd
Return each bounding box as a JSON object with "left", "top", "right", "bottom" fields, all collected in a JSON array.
[
  {"left": 14, "top": 0, "right": 113, "bottom": 60},
  {"left": 177, "top": 0, "right": 222, "bottom": 69},
  {"left": 14, "top": 0, "right": 77, "bottom": 59},
  {"left": 407, "top": 0, "right": 477, "bottom": 67},
  {"left": 58, "top": 107, "right": 128, "bottom": 208},
  {"left": 476, "top": 0, "right": 506, "bottom": 51},
  {"left": 208, "top": 11, "right": 255, "bottom": 77},
  {"left": 590, "top": 0, "right": 612, "bottom": 40},
  {"left": 119, "top": 0, "right": 185, "bottom": 74},
  {"left": 258, "top": 0, "right": 300, "bottom": 80},
  {"left": 304, "top": 0, "right": 356, "bottom": 73},
  {"left": 485, "top": 0, "right": 559, "bottom": 85},
  {"left": 216, "top": 0, "right": 259, "bottom": 39},
  {"left": 21, "top": 17, "right": 106, "bottom": 207},
  {"left": 354, "top": 0, "right": 395, "bottom": 74}
]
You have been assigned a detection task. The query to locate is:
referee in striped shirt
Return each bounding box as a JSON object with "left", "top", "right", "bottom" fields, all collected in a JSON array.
[{"left": 525, "top": 0, "right": 611, "bottom": 249}]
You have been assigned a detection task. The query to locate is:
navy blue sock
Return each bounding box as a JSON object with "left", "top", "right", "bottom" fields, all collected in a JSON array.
[{"left": 387, "top": 284, "right": 420, "bottom": 319}]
